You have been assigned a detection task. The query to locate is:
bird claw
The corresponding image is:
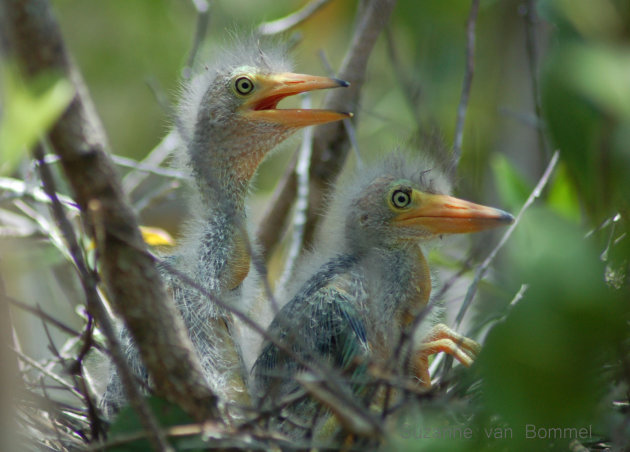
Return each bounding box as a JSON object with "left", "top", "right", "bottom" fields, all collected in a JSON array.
[{"left": 413, "top": 323, "right": 481, "bottom": 388}]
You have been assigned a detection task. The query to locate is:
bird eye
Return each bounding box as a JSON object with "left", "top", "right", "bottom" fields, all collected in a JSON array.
[
  {"left": 234, "top": 76, "right": 254, "bottom": 95},
  {"left": 391, "top": 189, "right": 412, "bottom": 208}
]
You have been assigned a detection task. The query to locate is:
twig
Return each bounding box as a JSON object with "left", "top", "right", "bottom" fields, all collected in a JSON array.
[
  {"left": 39, "top": 378, "right": 67, "bottom": 449},
  {"left": 318, "top": 50, "right": 363, "bottom": 167},
  {"left": 522, "top": 0, "right": 550, "bottom": 163},
  {"left": 36, "top": 142, "right": 171, "bottom": 446},
  {"left": 256, "top": 152, "right": 298, "bottom": 260},
  {"left": 258, "top": 0, "right": 334, "bottom": 35},
  {"left": 155, "top": 251, "right": 381, "bottom": 433},
  {"left": 0, "top": 176, "right": 79, "bottom": 210},
  {"left": 12, "top": 348, "right": 83, "bottom": 400},
  {"left": 276, "top": 95, "right": 314, "bottom": 297},
  {"left": 454, "top": 150, "right": 560, "bottom": 327},
  {"left": 450, "top": 0, "right": 481, "bottom": 176},
  {"left": 256, "top": 0, "right": 398, "bottom": 258},
  {"left": 122, "top": 130, "right": 181, "bottom": 195},
  {"left": 133, "top": 179, "right": 181, "bottom": 213},
  {"left": 2, "top": 0, "right": 219, "bottom": 423},
  {"left": 183, "top": 0, "right": 211, "bottom": 79},
  {"left": 0, "top": 268, "right": 21, "bottom": 452},
  {"left": 7, "top": 296, "right": 83, "bottom": 338},
  {"left": 34, "top": 147, "right": 165, "bottom": 445},
  {"left": 111, "top": 155, "right": 187, "bottom": 180}
]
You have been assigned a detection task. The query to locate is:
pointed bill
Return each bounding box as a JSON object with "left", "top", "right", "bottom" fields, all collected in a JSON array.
[
  {"left": 240, "top": 72, "right": 351, "bottom": 127},
  {"left": 395, "top": 192, "right": 514, "bottom": 234}
]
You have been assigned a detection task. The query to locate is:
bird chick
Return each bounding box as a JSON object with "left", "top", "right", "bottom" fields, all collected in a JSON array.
[
  {"left": 102, "top": 38, "right": 350, "bottom": 416},
  {"left": 252, "top": 151, "right": 513, "bottom": 437}
]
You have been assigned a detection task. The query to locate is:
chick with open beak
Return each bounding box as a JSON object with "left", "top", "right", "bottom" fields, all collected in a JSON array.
[{"left": 102, "top": 40, "right": 351, "bottom": 417}]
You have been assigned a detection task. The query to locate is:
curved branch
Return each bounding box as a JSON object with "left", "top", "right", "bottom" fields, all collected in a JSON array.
[
  {"left": 258, "top": 0, "right": 334, "bottom": 36},
  {"left": 0, "top": 0, "right": 218, "bottom": 422},
  {"left": 257, "top": 0, "right": 398, "bottom": 257}
]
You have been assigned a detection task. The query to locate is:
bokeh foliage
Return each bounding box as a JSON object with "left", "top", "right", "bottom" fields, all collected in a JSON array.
[{"left": 2, "top": 0, "right": 629, "bottom": 450}]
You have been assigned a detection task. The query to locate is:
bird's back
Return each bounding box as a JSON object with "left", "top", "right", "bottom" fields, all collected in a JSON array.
[{"left": 253, "top": 254, "right": 370, "bottom": 400}]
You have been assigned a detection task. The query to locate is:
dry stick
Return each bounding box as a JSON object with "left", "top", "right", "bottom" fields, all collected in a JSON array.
[
  {"left": 0, "top": 269, "right": 20, "bottom": 452},
  {"left": 450, "top": 0, "right": 480, "bottom": 176},
  {"left": 12, "top": 348, "right": 84, "bottom": 400},
  {"left": 38, "top": 378, "right": 66, "bottom": 448},
  {"left": 125, "top": 0, "right": 211, "bottom": 194},
  {"left": 156, "top": 253, "right": 382, "bottom": 437},
  {"left": 31, "top": 147, "right": 172, "bottom": 450},
  {"left": 258, "top": 0, "right": 334, "bottom": 35},
  {"left": 183, "top": 0, "right": 211, "bottom": 80},
  {"left": 122, "top": 131, "right": 180, "bottom": 195},
  {"left": 0, "top": 176, "right": 78, "bottom": 210},
  {"left": 257, "top": 0, "right": 398, "bottom": 258},
  {"left": 1, "top": 0, "right": 219, "bottom": 423},
  {"left": 276, "top": 96, "right": 314, "bottom": 296},
  {"left": 256, "top": 153, "right": 298, "bottom": 260},
  {"left": 454, "top": 150, "right": 560, "bottom": 328},
  {"left": 318, "top": 50, "right": 363, "bottom": 168},
  {"left": 8, "top": 297, "right": 83, "bottom": 338},
  {"left": 522, "top": 0, "right": 550, "bottom": 163},
  {"left": 112, "top": 155, "right": 186, "bottom": 180}
]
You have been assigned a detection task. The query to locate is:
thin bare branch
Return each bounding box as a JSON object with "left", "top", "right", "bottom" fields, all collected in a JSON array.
[
  {"left": 256, "top": 152, "right": 298, "bottom": 260},
  {"left": 257, "top": 0, "right": 398, "bottom": 258},
  {"left": 1, "top": 0, "right": 218, "bottom": 424},
  {"left": 450, "top": 0, "right": 480, "bottom": 176},
  {"left": 31, "top": 145, "right": 172, "bottom": 448},
  {"left": 154, "top": 251, "right": 379, "bottom": 431},
  {"left": 258, "top": 0, "right": 334, "bottom": 35},
  {"left": 13, "top": 348, "right": 83, "bottom": 400},
  {"left": 7, "top": 296, "right": 84, "bottom": 339},
  {"left": 111, "top": 155, "right": 186, "bottom": 180},
  {"left": 183, "top": 0, "right": 211, "bottom": 79},
  {"left": 522, "top": 0, "right": 550, "bottom": 163},
  {"left": 276, "top": 96, "right": 314, "bottom": 296},
  {"left": 122, "top": 130, "right": 181, "bottom": 195},
  {"left": 318, "top": 50, "right": 363, "bottom": 167},
  {"left": 0, "top": 269, "right": 20, "bottom": 452},
  {"left": 455, "top": 150, "right": 560, "bottom": 327},
  {"left": 0, "top": 176, "right": 78, "bottom": 210}
]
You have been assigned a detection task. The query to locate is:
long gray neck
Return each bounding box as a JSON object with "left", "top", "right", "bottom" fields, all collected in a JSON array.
[
  {"left": 359, "top": 243, "right": 430, "bottom": 321},
  {"left": 187, "top": 146, "right": 249, "bottom": 216}
]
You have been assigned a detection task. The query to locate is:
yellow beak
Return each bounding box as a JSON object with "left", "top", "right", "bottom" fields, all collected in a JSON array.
[
  {"left": 395, "top": 192, "right": 514, "bottom": 234},
  {"left": 240, "top": 72, "right": 351, "bottom": 127}
]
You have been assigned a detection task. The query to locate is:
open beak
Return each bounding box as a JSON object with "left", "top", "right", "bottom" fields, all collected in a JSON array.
[
  {"left": 395, "top": 192, "right": 514, "bottom": 234},
  {"left": 240, "top": 72, "right": 351, "bottom": 127}
]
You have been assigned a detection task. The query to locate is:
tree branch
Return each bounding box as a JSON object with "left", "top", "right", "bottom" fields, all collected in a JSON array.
[
  {"left": 258, "top": 0, "right": 334, "bottom": 36},
  {"left": 450, "top": 0, "right": 480, "bottom": 176},
  {"left": 454, "top": 150, "right": 560, "bottom": 327},
  {"left": 0, "top": 0, "right": 218, "bottom": 423},
  {"left": 257, "top": 0, "right": 398, "bottom": 258}
]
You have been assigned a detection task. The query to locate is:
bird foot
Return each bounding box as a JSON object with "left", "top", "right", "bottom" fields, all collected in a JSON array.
[{"left": 413, "top": 323, "right": 481, "bottom": 388}]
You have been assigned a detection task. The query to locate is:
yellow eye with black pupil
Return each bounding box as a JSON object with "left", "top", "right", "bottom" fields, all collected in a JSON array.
[
  {"left": 235, "top": 76, "right": 254, "bottom": 95},
  {"left": 392, "top": 189, "right": 411, "bottom": 208}
]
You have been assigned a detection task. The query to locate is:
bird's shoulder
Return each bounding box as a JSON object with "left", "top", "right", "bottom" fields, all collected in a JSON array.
[{"left": 273, "top": 254, "right": 364, "bottom": 326}]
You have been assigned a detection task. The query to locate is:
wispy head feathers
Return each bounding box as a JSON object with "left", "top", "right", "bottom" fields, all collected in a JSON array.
[
  {"left": 176, "top": 35, "right": 293, "bottom": 143},
  {"left": 307, "top": 148, "right": 452, "bottom": 258}
]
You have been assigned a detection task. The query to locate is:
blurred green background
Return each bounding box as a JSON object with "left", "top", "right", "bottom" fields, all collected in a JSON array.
[{"left": 1, "top": 0, "right": 629, "bottom": 450}]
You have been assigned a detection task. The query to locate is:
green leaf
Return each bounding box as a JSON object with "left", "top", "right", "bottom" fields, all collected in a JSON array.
[
  {"left": 490, "top": 154, "right": 531, "bottom": 211},
  {"left": 564, "top": 44, "right": 630, "bottom": 120},
  {"left": 546, "top": 162, "right": 581, "bottom": 222},
  {"left": 0, "top": 66, "right": 74, "bottom": 175}
]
